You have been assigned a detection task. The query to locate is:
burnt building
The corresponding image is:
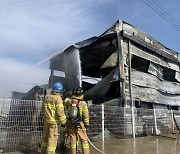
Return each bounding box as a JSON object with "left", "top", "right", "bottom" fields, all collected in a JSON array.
[{"left": 49, "top": 20, "right": 180, "bottom": 109}]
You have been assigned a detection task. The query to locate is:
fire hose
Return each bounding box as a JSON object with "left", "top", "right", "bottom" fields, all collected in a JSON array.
[
  {"left": 87, "top": 137, "right": 106, "bottom": 154},
  {"left": 82, "top": 128, "right": 106, "bottom": 154}
]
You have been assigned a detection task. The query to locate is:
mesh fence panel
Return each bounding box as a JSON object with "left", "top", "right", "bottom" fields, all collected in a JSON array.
[
  {"left": 172, "top": 110, "right": 180, "bottom": 132},
  {"left": 0, "top": 99, "right": 43, "bottom": 152},
  {"left": 88, "top": 105, "right": 126, "bottom": 141},
  {"left": 135, "top": 108, "right": 155, "bottom": 135},
  {"left": 104, "top": 105, "right": 125, "bottom": 136},
  {"left": 88, "top": 104, "right": 102, "bottom": 137},
  {"left": 0, "top": 99, "right": 11, "bottom": 150},
  {"left": 155, "top": 109, "right": 173, "bottom": 134},
  {"left": 0, "top": 98, "right": 177, "bottom": 152}
]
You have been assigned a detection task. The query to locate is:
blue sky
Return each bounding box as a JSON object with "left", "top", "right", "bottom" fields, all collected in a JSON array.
[{"left": 0, "top": 0, "right": 180, "bottom": 97}]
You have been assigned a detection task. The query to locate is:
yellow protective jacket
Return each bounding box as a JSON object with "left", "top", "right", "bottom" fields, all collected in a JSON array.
[
  {"left": 43, "top": 92, "right": 66, "bottom": 125},
  {"left": 64, "top": 95, "right": 89, "bottom": 126}
]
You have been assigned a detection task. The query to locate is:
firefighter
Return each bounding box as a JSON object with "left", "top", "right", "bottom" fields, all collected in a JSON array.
[
  {"left": 41, "top": 82, "right": 66, "bottom": 154},
  {"left": 64, "top": 87, "right": 90, "bottom": 154}
]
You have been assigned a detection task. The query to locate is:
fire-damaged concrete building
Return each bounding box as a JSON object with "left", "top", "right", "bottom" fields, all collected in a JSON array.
[{"left": 48, "top": 20, "right": 180, "bottom": 109}]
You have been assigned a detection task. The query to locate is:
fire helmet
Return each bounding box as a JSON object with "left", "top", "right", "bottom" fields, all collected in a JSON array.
[
  {"left": 72, "top": 87, "right": 83, "bottom": 96},
  {"left": 52, "top": 82, "right": 63, "bottom": 93}
]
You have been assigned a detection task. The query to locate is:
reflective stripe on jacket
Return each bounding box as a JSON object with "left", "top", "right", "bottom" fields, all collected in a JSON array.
[{"left": 43, "top": 92, "right": 66, "bottom": 125}]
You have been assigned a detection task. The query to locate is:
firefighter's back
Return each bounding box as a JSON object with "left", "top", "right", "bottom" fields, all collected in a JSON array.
[{"left": 43, "top": 92, "right": 63, "bottom": 124}]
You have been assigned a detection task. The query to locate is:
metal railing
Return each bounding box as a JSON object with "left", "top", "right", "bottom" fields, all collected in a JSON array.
[{"left": 0, "top": 98, "right": 178, "bottom": 152}]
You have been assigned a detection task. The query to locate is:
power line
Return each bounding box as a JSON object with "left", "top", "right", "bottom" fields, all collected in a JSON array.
[
  {"left": 143, "top": 0, "right": 180, "bottom": 32},
  {"left": 150, "top": 0, "right": 180, "bottom": 30},
  {"left": 154, "top": 0, "right": 180, "bottom": 25},
  {"left": 144, "top": 0, "right": 180, "bottom": 31}
]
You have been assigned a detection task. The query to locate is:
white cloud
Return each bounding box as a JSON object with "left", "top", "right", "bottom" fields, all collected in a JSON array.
[
  {"left": 0, "top": 56, "right": 50, "bottom": 97},
  {"left": 0, "top": 0, "right": 98, "bottom": 56}
]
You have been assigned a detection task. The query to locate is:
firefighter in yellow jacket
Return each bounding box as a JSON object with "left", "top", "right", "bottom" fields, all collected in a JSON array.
[
  {"left": 64, "top": 87, "right": 90, "bottom": 154},
  {"left": 41, "top": 82, "right": 66, "bottom": 154}
]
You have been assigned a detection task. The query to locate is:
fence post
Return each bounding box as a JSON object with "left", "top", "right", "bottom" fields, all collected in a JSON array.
[
  {"left": 131, "top": 103, "right": 136, "bottom": 138},
  {"left": 101, "top": 104, "right": 105, "bottom": 152},
  {"left": 170, "top": 109, "right": 175, "bottom": 131},
  {"left": 154, "top": 108, "right": 158, "bottom": 135},
  {"left": 128, "top": 40, "right": 135, "bottom": 138}
]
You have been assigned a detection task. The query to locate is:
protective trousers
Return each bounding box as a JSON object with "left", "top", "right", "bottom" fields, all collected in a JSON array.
[
  {"left": 41, "top": 121, "right": 59, "bottom": 154},
  {"left": 67, "top": 121, "right": 89, "bottom": 154}
]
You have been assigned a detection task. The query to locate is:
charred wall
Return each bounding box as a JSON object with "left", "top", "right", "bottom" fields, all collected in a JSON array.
[{"left": 81, "top": 28, "right": 180, "bottom": 108}]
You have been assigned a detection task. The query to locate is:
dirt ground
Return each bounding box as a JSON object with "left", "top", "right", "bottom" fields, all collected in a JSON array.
[{"left": 1, "top": 136, "right": 180, "bottom": 154}]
